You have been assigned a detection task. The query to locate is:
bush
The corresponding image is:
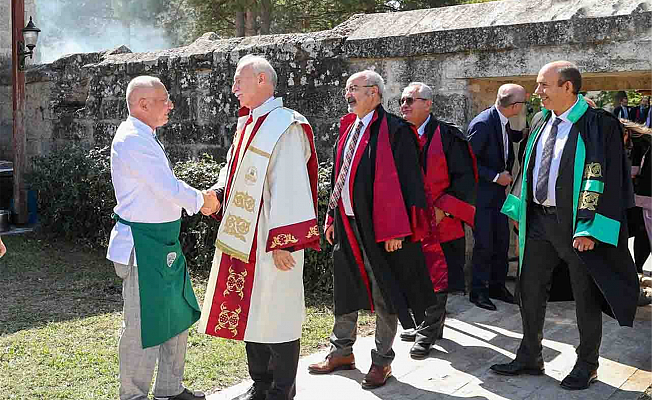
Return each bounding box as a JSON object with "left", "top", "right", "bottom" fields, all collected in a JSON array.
[{"left": 29, "top": 145, "right": 335, "bottom": 297}]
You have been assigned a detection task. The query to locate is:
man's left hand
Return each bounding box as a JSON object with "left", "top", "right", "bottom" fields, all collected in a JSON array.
[
  {"left": 272, "top": 249, "right": 296, "bottom": 271},
  {"left": 384, "top": 238, "right": 403, "bottom": 252},
  {"left": 435, "top": 207, "right": 445, "bottom": 225},
  {"left": 573, "top": 237, "right": 596, "bottom": 252}
]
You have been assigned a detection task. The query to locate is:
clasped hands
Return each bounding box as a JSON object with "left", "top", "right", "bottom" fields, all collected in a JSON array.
[{"left": 200, "top": 190, "right": 220, "bottom": 216}]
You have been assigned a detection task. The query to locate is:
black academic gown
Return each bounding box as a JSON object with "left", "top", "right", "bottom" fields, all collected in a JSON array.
[
  {"left": 506, "top": 104, "right": 639, "bottom": 326},
  {"left": 419, "top": 116, "right": 477, "bottom": 293},
  {"left": 328, "top": 105, "right": 437, "bottom": 329}
]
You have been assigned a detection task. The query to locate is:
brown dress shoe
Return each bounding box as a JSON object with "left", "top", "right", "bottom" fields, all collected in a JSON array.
[
  {"left": 361, "top": 364, "right": 392, "bottom": 389},
  {"left": 308, "top": 353, "right": 355, "bottom": 374}
]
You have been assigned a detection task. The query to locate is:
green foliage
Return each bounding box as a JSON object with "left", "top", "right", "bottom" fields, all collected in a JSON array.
[
  {"left": 28, "top": 146, "right": 336, "bottom": 296},
  {"left": 30, "top": 145, "right": 115, "bottom": 248}
]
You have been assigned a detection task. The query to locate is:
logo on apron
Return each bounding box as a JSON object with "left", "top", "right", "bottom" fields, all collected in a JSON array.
[
  {"left": 166, "top": 252, "right": 177, "bottom": 268},
  {"left": 245, "top": 166, "right": 258, "bottom": 186}
]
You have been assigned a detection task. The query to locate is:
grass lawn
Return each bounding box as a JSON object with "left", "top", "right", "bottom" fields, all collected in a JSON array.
[{"left": 0, "top": 234, "right": 374, "bottom": 400}]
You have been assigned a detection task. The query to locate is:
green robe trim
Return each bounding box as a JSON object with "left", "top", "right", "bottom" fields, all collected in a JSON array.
[
  {"left": 501, "top": 94, "right": 612, "bottom": 272},
  {"left": 581, "top": 179, "right": 605, "bottom": 194}
]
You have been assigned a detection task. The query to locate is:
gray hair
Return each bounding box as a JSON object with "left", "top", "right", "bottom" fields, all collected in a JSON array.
[
  {"left": 349, "top": 70, "right": 385, "bottom": 100},
  {"left": 237, "top": 55, "right": 278, "bottom": 90},
  {"left": 405, "top": 82, "right": 433, "bottom": 101},
  {"left": 126, "top": 76, "right": 164, "bottom": 114}
]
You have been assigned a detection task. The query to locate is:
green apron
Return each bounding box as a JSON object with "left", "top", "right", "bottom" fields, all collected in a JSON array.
[{"left": 113, "top": 214, "right": 201, "bottom": 348}]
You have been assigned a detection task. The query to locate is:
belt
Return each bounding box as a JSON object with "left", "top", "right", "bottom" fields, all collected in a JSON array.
[{"left": 531, "top": 202, "right": 557, "bottom": 215}]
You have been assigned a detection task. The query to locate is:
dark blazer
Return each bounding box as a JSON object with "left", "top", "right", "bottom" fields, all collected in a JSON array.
[
  {"left": 613, "top": 105, "right": 633, "bottom": 121},
  {"left": 467, "top": 106, "right": 523, "bottom": 208}
]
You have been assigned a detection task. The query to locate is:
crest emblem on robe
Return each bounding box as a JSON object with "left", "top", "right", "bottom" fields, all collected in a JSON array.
[
  {"left": 166, "top": 252, "right": 177, "bottom": 268},
  {"left": 245, "top": 166, "right": 258, "bottom": 186}
]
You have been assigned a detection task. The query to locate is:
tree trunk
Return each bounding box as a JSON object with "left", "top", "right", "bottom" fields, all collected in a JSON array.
[
  {"left": 245, "top": 5, "right": 257, "bottom": 36},
  {"left": 260, "top": 0, "right": 272, "bottom": 34},
  {"left": 235, "top": 11, "right": 245, "bottom": 37}
]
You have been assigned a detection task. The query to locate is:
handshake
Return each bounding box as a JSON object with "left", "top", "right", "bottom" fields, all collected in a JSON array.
[{"left": 201, "top": 190, "right": 221, "bottom": 216}]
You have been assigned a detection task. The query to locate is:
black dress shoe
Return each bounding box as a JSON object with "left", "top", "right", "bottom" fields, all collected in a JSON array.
[
  {"left": 400, "top": 328, "right": 416, "bottom": 342},
  {"left": 155, "top": 387, "right": 206, "bottom": 400},
  {"left": 409, "top": 340, "right": 433, "bottom": 359},
  {"left": 470, "top": 291, "right": 497, "bottom": 311},
  {"left": 231, "top": 384, "right": 268, "bottom": 400},
  {"left": 490, "top": 360, "right": 544, "bottom": 376},
  {"left": 489, "top": 285, "right": 516, "bottom": 304},
  {"left": 560, "top": 366, "right": 598, "bottom": 390}
]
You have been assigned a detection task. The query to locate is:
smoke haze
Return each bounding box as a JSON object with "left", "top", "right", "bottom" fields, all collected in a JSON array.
[{"left": 36, "top": 0, "right": 174, "bottom": 64}]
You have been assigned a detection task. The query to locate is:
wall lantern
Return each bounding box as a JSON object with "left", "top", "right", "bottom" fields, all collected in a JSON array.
[{"left": 17, "top": 16, "right": 40, "bottom": 71}]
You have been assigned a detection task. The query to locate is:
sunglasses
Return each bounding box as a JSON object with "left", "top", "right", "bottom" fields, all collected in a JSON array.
[{"left": 399, "top": 97, "right": 428, "bottom": 107}]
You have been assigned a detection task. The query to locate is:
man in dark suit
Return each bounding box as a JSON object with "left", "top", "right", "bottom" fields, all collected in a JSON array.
[
  {"left": 492, "top": 60, "right": 638, "bottom": 391},
  {"left": 467, "top": 84, "right": 526, "bottom": 311},
  {"left": 613, "top": 94, "right": 632, "bottom": 121},
  {"left": 633, "top": 96, "right": 649, "bottom": 124}
]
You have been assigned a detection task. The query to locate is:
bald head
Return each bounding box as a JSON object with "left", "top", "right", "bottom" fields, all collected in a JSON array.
[
  {"left": 495, "top": 84, "right": 526, "bottom": 118},
  {"left": 536, "top": 61, "right": 581, "bottom": 115},
  {"left": 125, "top": 76, "right": 174, "bottom": 130}
]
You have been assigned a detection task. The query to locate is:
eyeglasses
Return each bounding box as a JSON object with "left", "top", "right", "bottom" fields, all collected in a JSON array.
[
  {"left": 144, "top": 95, "right": 172, "bottom": 105},
  {"left": 399, "top": 97, "right": 428, "bottom": 107},
  {"left": 342, "top": 85, "right": 375, "bottom": 96}
]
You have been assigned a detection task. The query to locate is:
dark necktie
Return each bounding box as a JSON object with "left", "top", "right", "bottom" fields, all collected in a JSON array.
[
  {"left": 328, "top": 121, "right": 364, "bottom": 210},
  {"left": 504, "top": 121, "right": 511, "bottom": 168},
  {"left": 535, "top": 118, "right": 563, "bottom": 204},
  {"left": 154, "top": 134, "right": 173, "bottom": 170}
]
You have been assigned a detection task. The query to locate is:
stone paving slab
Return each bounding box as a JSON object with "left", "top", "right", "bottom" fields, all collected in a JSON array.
[{"left": 208, "top": 291, "right": 651, "bottom": 400}]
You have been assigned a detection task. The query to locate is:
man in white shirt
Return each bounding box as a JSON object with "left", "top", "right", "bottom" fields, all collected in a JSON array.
[
  {"left": 468, "top": 84, "right": 526, "bottom": 311},
  {"left": 107, "top": 76, "right": 216, "bottom": 400}
]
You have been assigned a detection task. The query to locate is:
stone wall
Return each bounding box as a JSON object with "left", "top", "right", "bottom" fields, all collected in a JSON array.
[{"left": 0, "top": 0, "right": 650, "bottom": 167}]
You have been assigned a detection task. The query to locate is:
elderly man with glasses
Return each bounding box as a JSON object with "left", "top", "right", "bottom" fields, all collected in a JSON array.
[
  {"left": 468, "top": 83, "right": 526, "bottom": 311},
  {"left": 308, "top": 70, "right": 442, "bottom": 389},
  {"left": 398, "top": 82, "right": 477, "bottom": 358}
]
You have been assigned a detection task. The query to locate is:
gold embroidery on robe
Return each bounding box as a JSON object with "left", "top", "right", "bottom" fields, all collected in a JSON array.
[
  {"left": 306, "top": 225, "right": 319, "bottom": 239},
  {"left": 270, "top": 233, "right": 299, "bottom": 249},
  {"left": 224, "top": 266, "right": 247, "bottom": 300},
  {"left": 233, "top": 191, "right": 255, "bottom": 213},
  {"left": 583, "top": 163, "right": 603, "bottom": 179},
  {"left": 215, "top": 302, "right": 242, "bottom": 337},
  {"left": 225, "top": 214, "right": 251, "bottom": 242},
  {"left": 579, "top": 191, "right": 600, "bottom": 211}
]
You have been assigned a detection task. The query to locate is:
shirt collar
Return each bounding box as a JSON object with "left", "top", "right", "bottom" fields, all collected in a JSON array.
[
  {"left": 496, "top": 107, "right": 509, "bottom": 127},
  {"left": 417, "top": 114, "right": 431, "bottom": 137},
  {"left": 128, "top": 115, "right": 155, "bottom": 136},
  {"left": 251, "top": 96, "right": 282, "bottom": 120},
  {"left": 551, "top": 96, "right": 580, "bottom": 123},
  {"left": 356, "top": 109, "right": 375, "bottom": 129}
]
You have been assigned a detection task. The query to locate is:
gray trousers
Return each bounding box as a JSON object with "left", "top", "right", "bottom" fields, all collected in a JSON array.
[
  {"left": 329, "top": 218, "right": 398, "bottom": 367},
  {"left": 114, "top": 251, "right": 187, "bottom": 400}
]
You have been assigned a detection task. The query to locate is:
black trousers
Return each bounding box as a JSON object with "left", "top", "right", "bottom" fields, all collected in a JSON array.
[
  {"left": 245, "top": 339, "right": 300, "bottom": 400},
  {"left": 471, "top": 204, "right": 510, "bottom": 292},
  {"left": 516, "top": 205, "right": 603, "bottom": 370}
]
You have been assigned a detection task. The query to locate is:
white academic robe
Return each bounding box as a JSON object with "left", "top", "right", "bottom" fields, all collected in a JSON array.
[{"left": 200, "top": 99, "right": 319, "bottom": 343}]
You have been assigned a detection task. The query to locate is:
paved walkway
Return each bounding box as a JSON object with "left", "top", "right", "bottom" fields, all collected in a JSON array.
[
  {"left": 208, "top": 292, "right": 651, "bottom": 400},
  {"left": 209, "top": 242, "right": 651, "bottom": 400}
]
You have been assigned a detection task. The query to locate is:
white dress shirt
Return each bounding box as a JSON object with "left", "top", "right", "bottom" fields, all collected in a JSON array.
[
  {"left": 532, "top": 97, "right": 579, "bottom": 207},
  {"left": 492, "top": 108, "right": 510, "bottom": 182},
  {"left": 417, "top": 114, "right": 431, "bottom": 137},
  {"left": 342, "top": 110, "right": 374, "bottom": 216},
  {"left": 106, "top": 116, "right": 204, "bottom": 266}
]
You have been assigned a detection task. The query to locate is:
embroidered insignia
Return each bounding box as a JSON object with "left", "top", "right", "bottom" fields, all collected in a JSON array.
[
  {"left": 583, "top": 163, "right": 603, "bottom": 179},
  {"left": 306, "top": 225, "right": 319, "bottom": 239},
  {"left": 166, "top": 252, "right": 177, "bottom": 268},
  {"left": 579, "top": 191, "right": 600, "bottom": 211},
  {"left": 245, "top": 166, "right": 258, "bottom": 186},
  {"left": 225, "top": 214, "right": 251, "bottom": 242},
  {"left": 215, "top": 302, "right": 241, "bottom": 337},
  {"left": 270, "top": 233, "right": 299, "bottom": 249},
  {"left": 224, "top": 266, "right": 248, "bottom": 300},
  {"left": 234, "top": 191, "right": 256, "bottom": 213}
]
